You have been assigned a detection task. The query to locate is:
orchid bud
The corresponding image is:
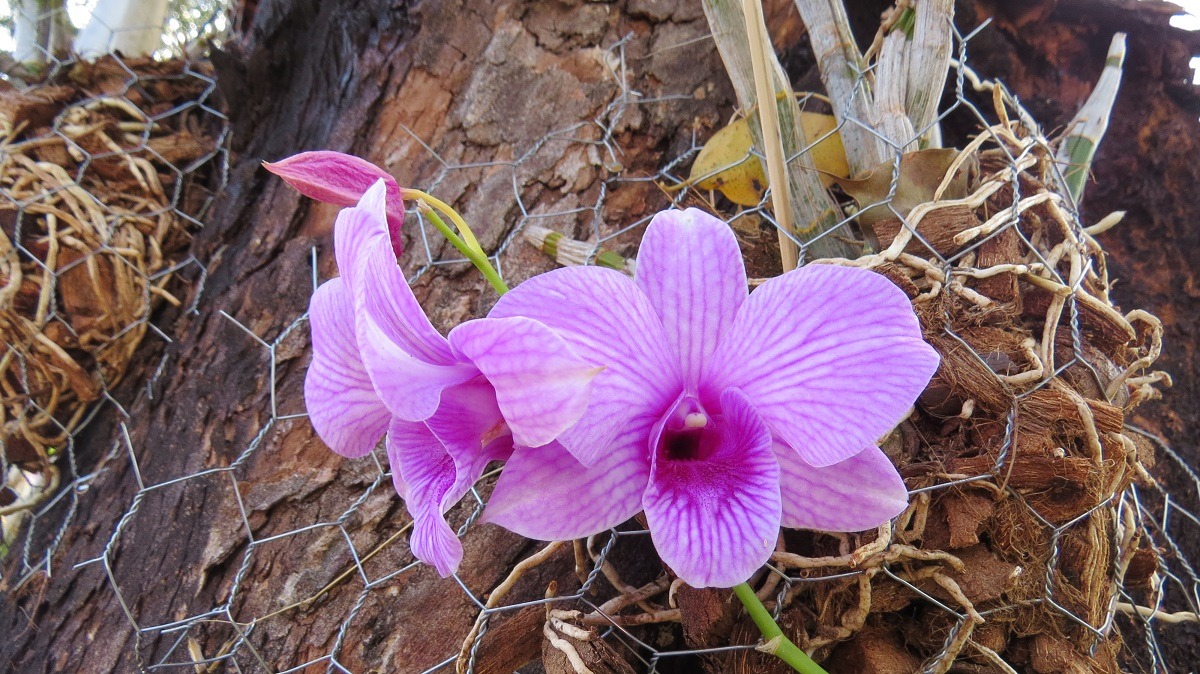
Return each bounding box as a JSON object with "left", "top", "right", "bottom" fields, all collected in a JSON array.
[{"left": 264, "top": 151, "right": 406, "bottom": 256}]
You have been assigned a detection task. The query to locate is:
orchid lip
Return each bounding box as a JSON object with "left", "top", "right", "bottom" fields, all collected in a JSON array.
[{"left": 657, "top": 395, "right": 720, "bottom": 462}]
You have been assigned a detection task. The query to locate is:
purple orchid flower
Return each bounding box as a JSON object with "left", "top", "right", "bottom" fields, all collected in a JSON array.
[
  {"left": 480, "top": 208, "right": 940, "bottom": 588},
  {"left": 305, "top": 180, "right": 600, "bottom": 576},
  {"left": 265, "top": 151, "right": 408, "bottom": 257}
]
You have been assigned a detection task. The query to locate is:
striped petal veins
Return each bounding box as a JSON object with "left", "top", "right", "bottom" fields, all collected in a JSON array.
[{"left": 484, "top": 207, "right": 938, "bottom": 588}]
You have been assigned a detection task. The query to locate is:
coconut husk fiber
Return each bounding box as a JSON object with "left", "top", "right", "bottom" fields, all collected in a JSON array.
[
  {"left": 493, "top": 98, "right": 1168, "bottom": 672},
  {"left": 0, "top": 56, "right": 224, "bottom": 485},
  {"left": 669, "top": 103, "right": 1169, "bottom": 673}
]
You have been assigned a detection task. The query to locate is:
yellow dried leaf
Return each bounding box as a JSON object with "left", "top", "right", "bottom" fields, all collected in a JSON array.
[
  {"left": 688, "top": 111, "right": 850, "bottom": 207},
  {"left": 689, "top": 117, "right": 765, "bottom": 206},
  {"left": 797, "top": 111, "right": 850, "bottom": 184}
]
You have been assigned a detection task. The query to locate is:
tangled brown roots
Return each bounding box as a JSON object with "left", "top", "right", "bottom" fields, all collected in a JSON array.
[
  {"left": 0, "top": 56, "right": 223, "bottom": 496},
  {"left": 738, "top": 113, "right": 1169, "bottom": 673}
]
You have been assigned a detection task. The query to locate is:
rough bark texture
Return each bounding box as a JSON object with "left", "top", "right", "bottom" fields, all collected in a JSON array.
[
  {"left": 1, "top": 0, "right": 733, "bottom": 671},
  {"left": 1, "top": 0, "right": 1197, "bottom": 672}
]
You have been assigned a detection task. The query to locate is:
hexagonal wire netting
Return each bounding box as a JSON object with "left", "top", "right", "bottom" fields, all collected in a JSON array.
[
  {"left": 2, "top": 6, "right": 1197, "bottom": 674},
  {"left": 0, "top": 0, "right": 229, "bottom": 593}
]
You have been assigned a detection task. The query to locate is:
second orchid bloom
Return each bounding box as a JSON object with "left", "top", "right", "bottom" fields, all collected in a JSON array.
[
  {"left": 305, "top": 181, "right": 599, "bottom": 576},
  {"left": 303, "top": 174, "right": 939, "bottom": 588}
]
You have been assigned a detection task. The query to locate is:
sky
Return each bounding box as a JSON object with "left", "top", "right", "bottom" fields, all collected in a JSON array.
[
  {"left": 1, "top": 0, "right": 99, "bottom": 52},
  {"left": 1172, "top": 0, "right": 1200, "bottom": 29},
  {"left": 1165, "top": 0, "right": 1200, "bottom": 83}
]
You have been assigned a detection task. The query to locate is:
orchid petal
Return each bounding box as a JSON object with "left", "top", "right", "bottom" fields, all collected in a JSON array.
[
  {"left": 423, "top": 377, "right": 514, "bottom": 476},
  {"left": 303, "top": 278, "right": 389, "bottom": 458},
  {"left": 331, "top": 179, "right": 390, "bottom": 290},
  {"left": 704, "top": 264, "right": 940, "bottom": 467},
  {"left": 643, "top": 388, "right": 781, "bottom": 588},
  {"left": 342, "top": 186, "right": 473, "bottom": 421},
  {"left": 358, "top": 315, "right": 478, "bottom": 422},
  {"left": 333, "top": 181, "right": 449, "bottom": 366},
  {"left": 449, "top": 317, "right": 601, "bottom": 448},
  {"left": 482, "top": 417, "right": 654, "bottom": 539},
  {"left": 490, "top": 266, "right": 683, "bottom": 466},
  {"left": 266, "top": 152, "right": 406, "bottom": 254},
  {"left": 386, "top": 419, "right": 465, "bottom": 577},
  {"left": 635, "top": 208, "right": 747, "bottom": 387},
  {"left": 357, "top": 232, "right": 456, "bottom": 364},
  {"left": 776, "top": 443, "right": 909, "bottom": 531}
]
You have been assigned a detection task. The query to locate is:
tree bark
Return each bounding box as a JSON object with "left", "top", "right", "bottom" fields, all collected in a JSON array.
[
  {"left": 1, "top": 0, "right": 733, "bottom": 671},
  {"left": 1, "top": 0, "right": 1198, "bottom": 672}
]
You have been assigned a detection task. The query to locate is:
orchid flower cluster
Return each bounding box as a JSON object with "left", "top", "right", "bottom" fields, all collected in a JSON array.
[{"left": 271, "top": 151, "right": 939, "bottom": 590}]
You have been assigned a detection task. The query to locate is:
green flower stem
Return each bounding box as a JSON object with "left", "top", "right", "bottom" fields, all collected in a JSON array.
[
  {"left": 403, "top": 188, "right": 486, "bottom": 258},
  {"left": 417, "top": 201, "right": 509, "bottom": 295},
  {"left": 732, "top": 582, "right": 829, "bottom": 674}
]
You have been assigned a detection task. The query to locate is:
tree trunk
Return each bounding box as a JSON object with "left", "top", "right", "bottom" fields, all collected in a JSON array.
[
  {"left": 1, "top": 0, "right": 734, "bottom": 671},
  {"left": 1, "top": 0, "right": 1197, "bottom": 672}
]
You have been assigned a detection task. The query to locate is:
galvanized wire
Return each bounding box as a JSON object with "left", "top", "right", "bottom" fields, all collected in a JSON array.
[{"left": 2, "top": 9, "right": 1196, "bottom": 674}]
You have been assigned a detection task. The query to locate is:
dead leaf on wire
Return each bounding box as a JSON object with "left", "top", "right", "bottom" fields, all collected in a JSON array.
[
  {"left": 684, "top": 110, "right": 850, "bottom": 207},
  {"left": 830, "top": 148, "right": 977, "bottom": 227}
]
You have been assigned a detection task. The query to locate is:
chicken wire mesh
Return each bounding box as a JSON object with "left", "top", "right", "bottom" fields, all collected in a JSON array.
[
  {"left": 0, "top": 0, "right": 230, "bottom": 598},
  {"left": 1, "top": 10, "right": 1197, "bottom": 674}
]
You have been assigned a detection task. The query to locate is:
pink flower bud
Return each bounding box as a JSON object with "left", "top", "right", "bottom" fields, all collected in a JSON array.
[{"left": 264, "top": 151, "right": 406, "bottom": 256}]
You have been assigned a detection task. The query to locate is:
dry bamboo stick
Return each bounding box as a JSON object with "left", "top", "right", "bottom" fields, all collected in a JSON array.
[{"left": 701, "top": 0, "right": 856, "bottom": 260}]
